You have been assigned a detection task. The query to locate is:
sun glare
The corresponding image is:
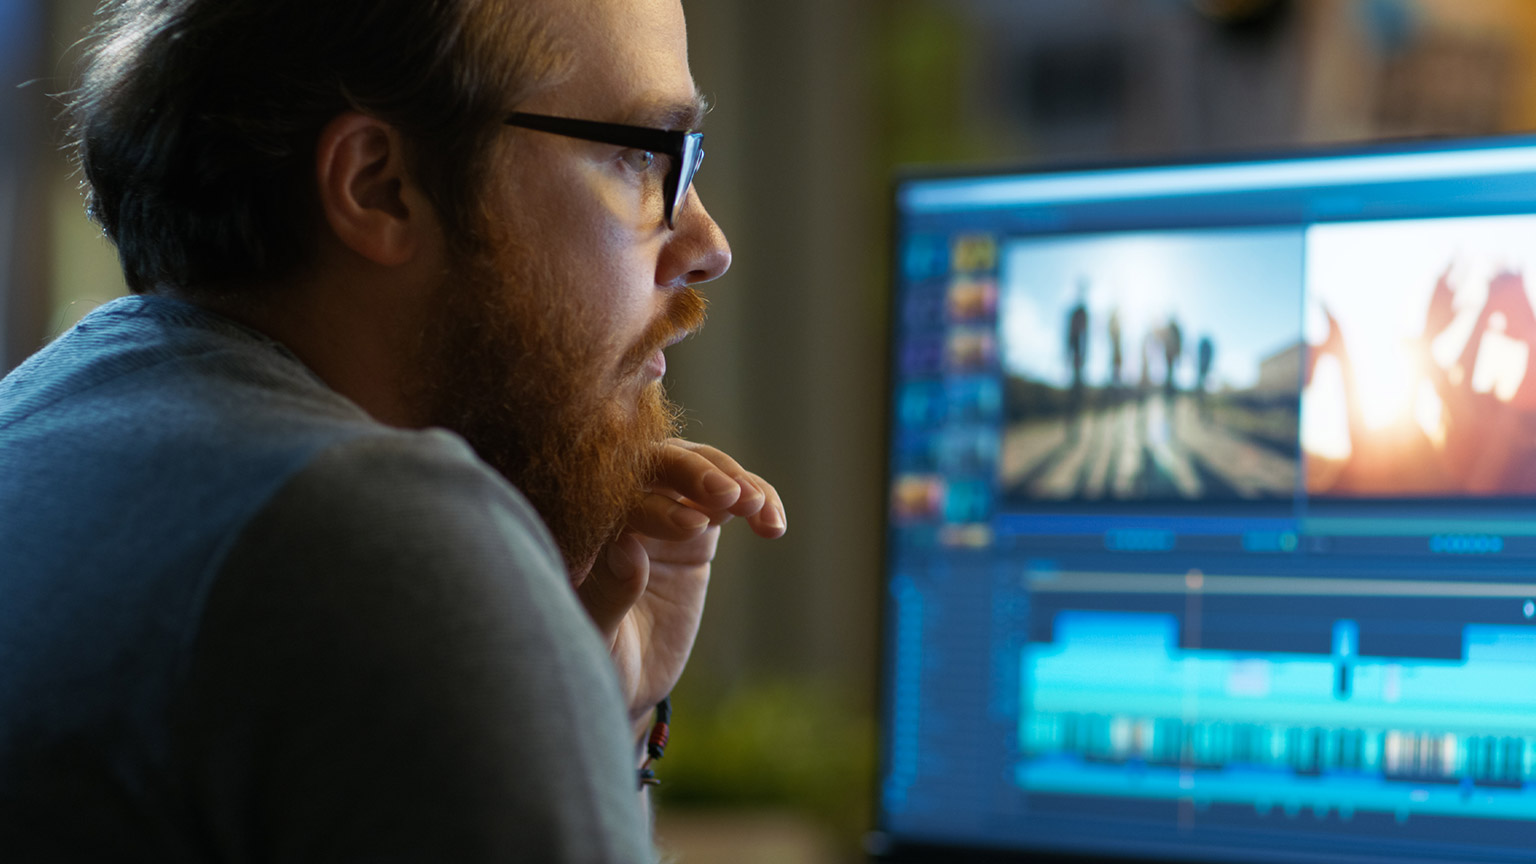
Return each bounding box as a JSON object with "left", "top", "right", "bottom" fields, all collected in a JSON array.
[
  {"left": 1302, "top": 354, "right": 1351, "bottom": 461},
  {"left": 1414, "top": 380, "right": 1445, "bottom": 450}
]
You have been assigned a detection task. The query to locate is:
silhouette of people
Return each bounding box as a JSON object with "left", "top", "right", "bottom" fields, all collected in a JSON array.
[
  {"left": 1108, "top": 308, "right": 1124, "bottom": 392},
  {"left": 1161, "top": 317, "right": 1183, "bottom": 396},
  {"left": 1065, "top": 282, "right": 1090, "bottom": 438},
  {"left": 1429, "top": 268, "right": 1536, "bottom": 492},
  {"left": 1306, "top": 298, "right": 1435, "bottom": 494},
  {"left": 1306, "top": 265, "right": 1536, "bottom": 495},
  {"left": 1196, "top": 336, "right": 1215, "bottom": 420},
  {"left": 1137, "top": 334, "right": 1152, "bottom": 397}
]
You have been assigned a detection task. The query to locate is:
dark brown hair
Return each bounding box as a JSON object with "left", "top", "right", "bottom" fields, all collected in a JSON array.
[{"left": 68, "top": 0, "right": 567, "bottom": 293}]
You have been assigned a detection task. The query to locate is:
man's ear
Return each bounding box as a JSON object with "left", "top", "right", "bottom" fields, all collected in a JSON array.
[{"left": 313, "top": 112, "right": 433, "bottom": 267}]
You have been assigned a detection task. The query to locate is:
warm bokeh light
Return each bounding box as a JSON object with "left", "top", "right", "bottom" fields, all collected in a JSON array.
[{"left": 1303, "top": 215, "right": 1536, "bottom": 495}]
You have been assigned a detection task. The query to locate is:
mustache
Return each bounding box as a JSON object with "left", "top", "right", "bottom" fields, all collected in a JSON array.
[{"left": 619, "top": 287, "right": 709, "bottom": 373}]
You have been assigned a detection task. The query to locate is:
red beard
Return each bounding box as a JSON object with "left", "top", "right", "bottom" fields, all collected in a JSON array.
[{"left": 415, "top": 221, "right": 707, "bottom": 576}]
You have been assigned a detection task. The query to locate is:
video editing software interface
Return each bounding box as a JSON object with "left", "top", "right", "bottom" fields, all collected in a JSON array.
[{"left": 881, "top": 138, "right": 1536, "bottom": 863}]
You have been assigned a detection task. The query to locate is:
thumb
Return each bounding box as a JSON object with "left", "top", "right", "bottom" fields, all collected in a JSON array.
[{"left": 576, "top": 532, "right": 650, "bottom": 647}]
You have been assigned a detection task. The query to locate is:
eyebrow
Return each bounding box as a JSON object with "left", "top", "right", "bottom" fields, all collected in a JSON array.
[{"left": 628, "top": 91, "right": 711, "bottom": 131}]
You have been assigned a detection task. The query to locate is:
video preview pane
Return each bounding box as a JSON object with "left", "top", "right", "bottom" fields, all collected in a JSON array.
[
  {"left": 1303, "top": 214, "right": 1536, "bottom": 498},
  {"left": 997, "top": 229, "right": 1304, "bottom": 504}
]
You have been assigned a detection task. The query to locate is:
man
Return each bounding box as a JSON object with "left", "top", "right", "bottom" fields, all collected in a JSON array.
[{"left": 0, "top": 0, "right": 783, "bottom": 860}]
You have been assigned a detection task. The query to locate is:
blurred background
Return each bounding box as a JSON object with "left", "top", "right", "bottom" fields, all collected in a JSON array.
[{"left": 8, "top": 0, "right": 1536, "bottom": 861}]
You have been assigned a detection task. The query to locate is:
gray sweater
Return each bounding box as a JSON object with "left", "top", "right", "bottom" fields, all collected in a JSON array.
[{"left": 0, "top": 295, "right": 652, "bottom": 861}]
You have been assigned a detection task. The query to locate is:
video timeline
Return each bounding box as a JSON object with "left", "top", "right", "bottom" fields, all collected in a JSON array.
[{"left": 1020, "top": 574, "right": 1536, "bottom": 825}]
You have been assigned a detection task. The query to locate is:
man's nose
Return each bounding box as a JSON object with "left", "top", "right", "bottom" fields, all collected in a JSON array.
[{"left": 660, "top": 189, "right": 731, "bottom": 288}]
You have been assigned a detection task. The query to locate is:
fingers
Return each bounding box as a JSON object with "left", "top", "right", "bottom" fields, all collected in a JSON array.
[
  {"left": 649, "top": 440, "right": 787, "bottom": 538},
  {"left": 576, "top": 533, "right": 650, "bottom": 648},
  {"left": 734, "top": 469, "right": 786, "bottom": 538},
  {"left": 626, "top": 490, "right": 712, "bottom": 541},
  {"left": 650, "top": 441, "right": 748, "bottom": 511}
]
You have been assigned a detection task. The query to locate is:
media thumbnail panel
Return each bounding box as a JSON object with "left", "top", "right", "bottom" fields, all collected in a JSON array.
[
  {"left": 1302, "top": 214, "right": 1536, "bottom": 498},
  {"left": 997, "top": 227, "right": 1305, "bottom": 506}
]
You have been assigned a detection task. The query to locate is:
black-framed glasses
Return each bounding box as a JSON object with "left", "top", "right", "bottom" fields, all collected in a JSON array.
[{"left": 504, "top": 112, "right": 704, "bottom": 230}]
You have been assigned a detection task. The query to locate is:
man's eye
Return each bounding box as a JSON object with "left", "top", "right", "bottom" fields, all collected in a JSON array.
[{"left": 621, "top": 149, "right": 657, "bottom": 172}]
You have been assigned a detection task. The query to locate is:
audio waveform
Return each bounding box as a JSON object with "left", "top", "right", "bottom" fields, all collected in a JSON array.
[{"left": 1018, "top": 610, "right": 1536, "bottom": 822}]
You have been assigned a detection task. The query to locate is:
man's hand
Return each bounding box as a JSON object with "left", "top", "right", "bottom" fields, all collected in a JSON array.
[{"left": 573, "top": 439, "right": 785, "bottom": 727}]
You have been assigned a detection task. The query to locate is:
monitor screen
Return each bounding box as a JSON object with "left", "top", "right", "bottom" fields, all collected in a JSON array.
[{"left": 878, "top": 136, "right": 1536, "bottom": 864}]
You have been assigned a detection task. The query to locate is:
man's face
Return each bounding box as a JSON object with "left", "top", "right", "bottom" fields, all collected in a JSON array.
[
  {"left": 495, "top": 0, "right": 729, "bottom": 400},
  {"left": 418, "top": 0, "right": 731, "bottom": 574}
]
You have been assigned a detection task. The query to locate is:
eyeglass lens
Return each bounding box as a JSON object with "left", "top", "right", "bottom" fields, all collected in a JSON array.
[{"left": 668, "top": 134, "right": 705, "bottom": 229}]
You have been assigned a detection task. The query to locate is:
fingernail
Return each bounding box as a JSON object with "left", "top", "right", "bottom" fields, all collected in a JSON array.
[
  {"left": 671, "top": 506, "right": 710, "bottom": 531},
  {"left": 703, "top": 470, "right": 738, "bottom": 498},
  {"left": 765, "top": 506, "right": 786, "bottom": 531}
]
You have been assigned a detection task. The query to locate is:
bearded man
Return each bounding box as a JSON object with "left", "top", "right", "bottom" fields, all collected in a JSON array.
[{"left": 0, "top": 0, "right": 783, "bottom": 860}]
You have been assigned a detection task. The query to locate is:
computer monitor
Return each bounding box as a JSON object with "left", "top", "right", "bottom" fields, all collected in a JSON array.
[{"left": 877, "top": 136, "right": 1536, "bottom": 863}]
